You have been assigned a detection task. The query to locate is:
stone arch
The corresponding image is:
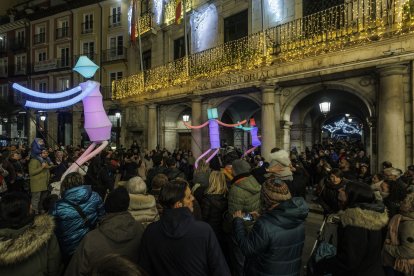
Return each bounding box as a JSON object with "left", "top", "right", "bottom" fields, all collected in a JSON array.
[
  {"left": 161, "top": 103, "right": 192, "bottom": 151},
  {"left": 282, "top": 82, "right": 374, "bottom": 122}
]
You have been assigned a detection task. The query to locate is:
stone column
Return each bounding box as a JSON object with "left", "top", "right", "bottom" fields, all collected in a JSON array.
[
  {"left": 201, "top": 101, "right": 209, "bottom": 151},
  {"left": 72, "top": 111, "right": 82, "bottom": 147},
  {"left": 274, "top": 89, "right": 282, "bottom": 148},
  {"left": 282, "top": 120, "right": 293, "bottom": 151},
  {"left": 147, "top": 104, "right": 158, "bottom": 150},
  {"left": 191, "top": 97, "right": 202, "bottom": 158},
  {"left": 377, "top": 65, "right": 407, "bottom": 170},
  {"left": 47, "top": 112, "right": 58, "bottom": 147},
  {"left": 261, "top": 83, "right": 276, "bottom": 161},
  {"left": 27, "top": 111, "right": 36, "bottom": 143}
]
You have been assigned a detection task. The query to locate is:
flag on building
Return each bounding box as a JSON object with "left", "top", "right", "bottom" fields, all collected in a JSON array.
[
  {"left": 175, "top": 0, "right": 182, "bottom": 24},
  {"left": 130, "top": 0, "right": 137, "bottom": 45}
]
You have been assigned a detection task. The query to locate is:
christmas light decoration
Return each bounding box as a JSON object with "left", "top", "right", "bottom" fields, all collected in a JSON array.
[
  {"left": 235, "top": 118, "right": 262, "bottom": 156},
  {"left": 322, "top": 117, "right": 362, "bottom": 136},
  {"left": 114, "top": 0, "right": 414, "bottom": 100},
  {"left": 153, "top": 0, "right": 163, "bottom": 25},
  {"left": 190, "top": 3, "right": 218, "bottom": 52}
]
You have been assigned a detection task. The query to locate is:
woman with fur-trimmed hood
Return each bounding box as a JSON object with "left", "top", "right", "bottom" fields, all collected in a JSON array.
[
  {"left": 125, "top": 176, "right": 159, "bottom": 227},
  {"left": 0, "top": 192, "right": 62, "bottom": 275},
  {"left": 316, "top": 182, "right": 389, "bottom": 276}
]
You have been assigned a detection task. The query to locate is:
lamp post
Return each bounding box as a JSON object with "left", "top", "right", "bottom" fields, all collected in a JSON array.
[
  {"left": 319, "top": 98, "right": 331, "bottom": 116},
  {"left": 115, "top": 111, "right": 121, "bottom": 149},
  {"left": 183, "top": 114, "right": 190, "bottom": 122}
]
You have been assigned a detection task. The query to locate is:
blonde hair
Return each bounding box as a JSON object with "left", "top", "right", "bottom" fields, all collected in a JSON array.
[
  {"left": 206, "top": 171, "right": 227, "bottom": 195},
  {"left": 195, "top": 159, "right": 211, "bottom": 174}
]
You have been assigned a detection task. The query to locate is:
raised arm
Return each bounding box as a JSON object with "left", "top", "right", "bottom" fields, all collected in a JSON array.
[{"left": 13, "top": 83, "right": 82, "bottom": 99}]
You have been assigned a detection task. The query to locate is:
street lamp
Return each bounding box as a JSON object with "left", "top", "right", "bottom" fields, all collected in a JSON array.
[
  {"left": 40, "top": 114, "right": 46, "bottom": 121},
  {"left": 348, "top": 118, "right": 353, "bottom": 123},
  {"left": 115, "top": 111, "right": 121, "bottom": 149},
  {"left": 345, "top": 113, "right": 350, "bottom": 117},
  {"left": 183, "top": 114, "right": 190, "bottom": 122},
  {"left": 319, "top": 98, "right": 331, "bottom": 116}
]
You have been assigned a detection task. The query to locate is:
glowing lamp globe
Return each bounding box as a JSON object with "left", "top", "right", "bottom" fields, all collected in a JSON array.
[
  {"left": 319, "top": 99, "right": 331, "bottom": 116},
  {"left": 73, "top": 56, "right": 100, "bottom": 78}
]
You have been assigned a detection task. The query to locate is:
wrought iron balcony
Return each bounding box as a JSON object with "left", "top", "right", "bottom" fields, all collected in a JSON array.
[
  {"left": 33, "top": 33, "right": 46, "bottom": 45},
  {"left": 109, "top": 13, "right": 122, "bottom": 28},
  {"left": 81, "top": 22, "right": 93, "bottom": 34},
  {"left": 56, "top": 57, "right": 71, "bottom": 68},
  {"left": 102, "top": 47, "right": 127, "bottom": 63},
  {"left": 56, "top": 27, "right": 70, "bottom": 39},
  {"left": 33, "top": 59, "right": 57, "bottom": 72},
  {"left": 101, "top": 86, "right": 113, "bottom": 100},
  {"left": 13, "top": 64, "right": 27, "bottom": 75},
  {"left": 139, "top": 12, "right": 152, "bottom": 35},
  {"left": 74, "top": 53, "right": 98, "bottom": 63}
]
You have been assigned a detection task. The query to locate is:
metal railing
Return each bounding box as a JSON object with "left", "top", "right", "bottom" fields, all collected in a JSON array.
[
  {"left": 74, "top": 53, "right": 98, "bottom": 63},
  {"left": 81, "top": 22, "right": 93, "bottom": 34},
  {"left": 139, "top": 12, "right": 152, "bottom": 35},
  {"left": 33, "top": 33, "right": 46, "bottom": 44},
  {"left": 56, "top": 27, "right": 70, "bottom": 39},
  {"left": 57, "top": 57, "right": 71, "bottom": 68},
  {"left": 102, "top": 47, "right": 127, "bottom": 63},
  {"left": 109, "top": 13, "right": 122, "bottom": 28},
  {"left": 101, "top": 86, "right": 112, "bottom": 100},
  {"left": 114, "top": 0, "right": 414, "bottom": 99}
]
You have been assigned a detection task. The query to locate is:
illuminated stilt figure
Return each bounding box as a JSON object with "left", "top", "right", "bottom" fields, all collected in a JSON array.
[{"left": 183, "top": 108, "right": 246, "bottom": 168}]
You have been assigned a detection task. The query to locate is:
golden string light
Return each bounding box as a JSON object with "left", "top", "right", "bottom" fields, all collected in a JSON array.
[{"left": 114, "top": 0, "right": 414, "bottom": 100}]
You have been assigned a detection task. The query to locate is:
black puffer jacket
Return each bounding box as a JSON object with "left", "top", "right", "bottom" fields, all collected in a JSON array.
[
  {"left": 233, "top": 197, "right": 309, "bottom": 276},
  {"left": 317, "top": 202, "right": 389, "bottom": 276},
  {"left": 316, "top": 179, "right": 346, "bottom": 214},
  {"left": 201, "top": 194, "right": 228, "bottom": 236}
]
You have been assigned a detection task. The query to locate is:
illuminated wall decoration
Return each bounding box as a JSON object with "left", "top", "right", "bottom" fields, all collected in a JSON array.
[
  {"left": 153, "top": 0, "right": 164, "bottom": 25},
  {"left": 128, "top": 3, "right": 133, "bottom": 35},
  {"left": 265, "top": 0, "right": 284, "bottom": 27},
  {"left": 235, "top": 118, "right": 261, "bottom": 156},
  {"left": 190, "top": 3, "right": 218, "bottom": 53},
  {"left": 322, "top": 118, "right": 363, "bottom": 136}
]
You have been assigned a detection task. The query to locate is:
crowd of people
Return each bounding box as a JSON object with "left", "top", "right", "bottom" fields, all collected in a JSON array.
[{"left": 0, "top": 138, "right": 413, "bottom": 275}]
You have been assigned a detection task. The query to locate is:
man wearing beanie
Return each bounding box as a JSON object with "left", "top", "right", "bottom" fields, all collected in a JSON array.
[
  {"left": 65, "top": 187, "right": 145, "bottom": 276},
  {"left": 233, "top": 178, "right": 309, "bottom": 276}
]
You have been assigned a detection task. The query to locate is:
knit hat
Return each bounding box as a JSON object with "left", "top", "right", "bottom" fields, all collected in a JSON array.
[
  {"left": 126, "top": 176, "right": 147, "bottom": 194},
  {"left": 232, "top": 159, "right": 251, "bottom": 176},
  {"left": 261, "top": 178, "right": 292, "bottom": 210},
  {"left": 105, "top": 187, "right": 130, "bottom": 213}
]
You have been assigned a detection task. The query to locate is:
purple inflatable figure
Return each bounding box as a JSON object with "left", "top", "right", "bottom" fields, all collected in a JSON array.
[
  {"left": 12, "top": 56, "right": 111, "bottom": 180},
  {"left": 183, "top": 108, "right": 246, "bottom": 168},
  {"left": 235, "top": 118, "right": 261, "bottom": 157}
]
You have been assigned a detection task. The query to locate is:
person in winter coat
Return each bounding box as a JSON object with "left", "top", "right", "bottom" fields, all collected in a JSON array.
[
  {"left": 29, "top": 139, "right": 52, "bottom": 214},
  {"left": 65, "top": 187, "right": 145, "bottom": 276},
  {"left": 0, "top": 192, "right": 62, "bottom": 276},
  {"left": 317, "top": 181, "right": 389, "bottom": 276},
  {"left": 316, "top": 168, "right": 347, "bottom": 214},
  {"left": 138, "top": 179, "right": 231, "bottom": 276},
  {"left": 233, "top": 179, "right": 309, "bottom": 276},
  {"left": 149, "top": 173, "right": 169, "bottom": 216},
  {"left": 164, "top": 157, "right": 186, "bottom": 181},
  {"left": 125, "top": 176, "right": 159, "bottom": 227},
  {"left": 146, "top": 154, "right": 166, "bottom": 192},
  {"left": 383, "top": 192, "right": 414, "bottom": 276},
  {"left": 201, "top": 171, "right": 228, "bottom": 254},
  {"left": 85, "top": 152, "right": 115, "bottom": 200},
  {"left": 50, "top": 172, "right": 105, "bottom": 264}
]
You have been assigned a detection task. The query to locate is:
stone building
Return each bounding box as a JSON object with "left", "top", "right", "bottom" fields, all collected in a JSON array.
[{"left": 114, "top": 0, "right": 414, "bottom": 172}]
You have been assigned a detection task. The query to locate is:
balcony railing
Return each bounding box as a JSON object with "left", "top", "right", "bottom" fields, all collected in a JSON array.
[
  {"left": 10, "top": 40, "right": 26, "bottom": 52},
  {"left": 33, "top": 33, "right": 46, "bottom": 45},
  {"left": 56, "top": 27, "right": 70, "bottom": 39},
  {"left": 57, "top": 58, "right": 71, "bottom": 68},
  {"left": 114, "top": 0, "right": 414, "bottom": 99},
  {"left": 109, "top": 13, "right": 122, "bottom": 28},
  {"left": 101, "top": 86, "right": 112, "bottom": 100},
  {"left": 74, "top": 53, "right": 98, "bottom": 63},
  {"left": 81, "top": 22, "right": 93, "bottom": 34},
  {"left": 33, "top": 59, "right": 57, "bottom": 72},
  {"left": 139, "top": 12, "right": 152, "bottom": 35},
  {"left": 102, "top": 47, "right": 127, "bottom": 63},
  {"left": 13, "top": 64, "right": 27, "bottom": 75}
]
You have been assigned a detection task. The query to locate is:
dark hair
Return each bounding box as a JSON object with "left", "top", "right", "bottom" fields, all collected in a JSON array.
[
  {"left": 151, "top": 173, "right": 169, "bottom": 191},
  {"left": 386, "top": 180, "right": 408, "bottom": 203},
  {"left": 166, "top": 157, "right": 176, "bottom": 167},
  {"left": 0, "top": 192, "right": 31, "bottom": 228},
  {"left": 159, "top": 179, "right": 189, "bottom": 209},
  {"left": 270, "top": 147, "right": 281, "bottom": 154},
  {"left": 152, "top": 154, "right": 163, "bottom": 167},
  {"left": 90, "top": 254, "right": 147, "bottom": 276},
  {"left": 373, "top": 173, "right": 385, "bottom": 181},
  {"left": 382, "top": 161, "right": 393, "bottom": 169},
  {"left": 329, "top": 168, "right": 343, "bottom": 179},
  {"left": 345, "top": 182, "right": 375, "bottom": 207},
  {"left": 61, "top": 172, "right": 84, "bottom": 195}
]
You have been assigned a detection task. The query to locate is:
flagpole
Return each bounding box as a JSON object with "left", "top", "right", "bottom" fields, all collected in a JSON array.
[
  {"left": 183, "top": 0, "right": 189, "bottom": 77},
  {"left": 137, "top": 0, "right": 144, "bottom": 73}
]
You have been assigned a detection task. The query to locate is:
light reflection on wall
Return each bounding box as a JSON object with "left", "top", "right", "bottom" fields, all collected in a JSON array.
[
  {"left": 153, "top": 0, "right": 163, "bottom": 25},
  {"left": 190, "top": 4, "right": 218, "bottom": 53},
  {"left": 266, "top": 0, "right": 283, "bottom": 26}
]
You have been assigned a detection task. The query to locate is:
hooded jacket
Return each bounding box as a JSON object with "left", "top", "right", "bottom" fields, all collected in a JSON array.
[
  {"left": 233, "top": 197, "right": 309, "bottom": 276},
  {"left": 138, "top": 207, "right": 231, "bottom": 276},
  {"left": 318, "top": 202, "right": 389, "bottom": 276},
  {"left": 0, "top": 215, "right": 62, "bottom": 276},
  {"left": 50, "top": 185, "right": 105, "bottom": 258},
  {"left": 128, "top": 193, "right": 160, "bottom": 227},
  {"left": 228, "top": 174, "right": 261, "bottom": 214},
  {"left": 269, "top": 150, "right": 293, "bottom": 180},
  {"left": 64, "top": 212, "right": 144, "bottom": 276}
]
